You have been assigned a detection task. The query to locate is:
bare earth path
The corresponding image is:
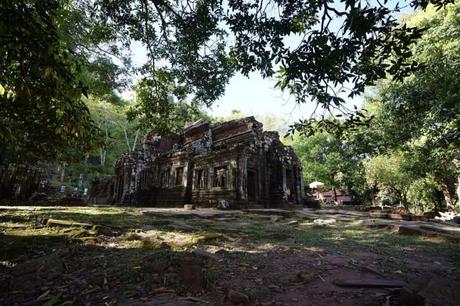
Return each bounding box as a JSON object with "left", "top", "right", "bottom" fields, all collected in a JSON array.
[{"left": 1, "top": 206, "right": 459, "bottom": 305}]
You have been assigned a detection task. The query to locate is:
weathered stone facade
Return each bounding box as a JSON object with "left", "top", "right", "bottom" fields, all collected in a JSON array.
[
  {"left": 0, "top": 164, "right": 42, "bottom": 201},
  {"left": 91, "top": 116, "right": 304, "bottom": 208}
]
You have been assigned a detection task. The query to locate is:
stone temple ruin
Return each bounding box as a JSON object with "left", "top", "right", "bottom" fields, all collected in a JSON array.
[{"left": 91, "top": 116, "right": 305, "bottom": 208}]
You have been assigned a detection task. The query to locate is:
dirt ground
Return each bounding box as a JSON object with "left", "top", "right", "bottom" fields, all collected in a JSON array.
[{"left": 1, "top": 206, "right": 460, "bottom": 306}]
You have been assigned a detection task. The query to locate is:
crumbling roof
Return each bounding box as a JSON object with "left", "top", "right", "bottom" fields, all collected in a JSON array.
[{"left": 181, "top": 119, "right": 209, "bottom": 135}]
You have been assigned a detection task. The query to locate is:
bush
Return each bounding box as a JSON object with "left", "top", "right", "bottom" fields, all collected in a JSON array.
[
  {"left": 407, "top": 176, "right": 442, "bottom": 214},
  {"left": 376, "top": 186, "right": 401, "bottom": 206}
]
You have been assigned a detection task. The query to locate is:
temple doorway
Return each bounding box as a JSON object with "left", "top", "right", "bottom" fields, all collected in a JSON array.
[
  {"left": 285, "top": 168, "right": 294, "bottom": 202},
  {"left": 247, "top": 169, "right": 257, "bottom": 201}
]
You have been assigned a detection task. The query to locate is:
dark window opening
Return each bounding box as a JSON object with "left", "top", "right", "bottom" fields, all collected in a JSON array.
[
  {"left": 195, "top": 169, "right": 207, "bottom": 189},
  {"left": 247, "top": 170, "right": 257, "bottom": 201},
  {"left": 116, "top": 176, "right": 124, "bottom": 202},
  {"left": 161, "top": 168, "right": 170, "bottom": 187},
  {"left": 213, "top": 166, "right": 227, "bottom": 188},
  {"left": 175, "top": 167, "right": 184, "bottom": 186}
]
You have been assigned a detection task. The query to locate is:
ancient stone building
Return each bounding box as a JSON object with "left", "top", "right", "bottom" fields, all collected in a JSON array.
[
  {"left": 0, "top": 164, "right": 43, "bottom": 201},
  {"left": 92, "top": 116, "right": 304, "bottom": 208}
]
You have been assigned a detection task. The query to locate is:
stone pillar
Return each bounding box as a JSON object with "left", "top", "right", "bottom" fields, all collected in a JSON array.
[
  {"left": 282, "top": 165, "right": 287, "bottom": 196},
  {"left": 229, "top": 160, "right": 237, "bottom": 191},
  {"left": 299, "top": 167, "right": 305, "bottom": 200},
  {"left": 184, "top": 160, "right": 194, "bottom": 203},
  {"left": 183, "top": 161, "right": 189, "bottom": 187},
  {"left": 207, "top": 166, "right": 213, "bottom": 190}
]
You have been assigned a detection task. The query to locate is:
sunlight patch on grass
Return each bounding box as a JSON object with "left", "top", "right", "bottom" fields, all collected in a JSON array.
[
  {"left": 0, "top": 222, "right": 30, "bottom": 229},
  {"left": 5, "top": 227, "right": 67, "bottom": 237},
  {"left": 302, "top": 246, "right": 325, "bottom": 252},
  {"left": 118, "top": 229, "right": 227, "bottom": 250}
]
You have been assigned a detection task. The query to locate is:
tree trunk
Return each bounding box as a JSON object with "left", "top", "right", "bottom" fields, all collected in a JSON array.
[
  {"left": 332, "top": 186, "right": 338, "bottom": 204},
  {"left": 454, "top": 158, "right": 460, "bottom": 211},
  {"left": 100, "top": 148, "right": 104, "bottom": 166},
  {"left": 100, "top": 126, "right": 109, "bottom": 166},
  {"left": 123, "top": 128, "right": 140, "bottom": 152},
  {"left": 441, "top": 182, "right": 455, "bottom": 212},
  {"left": 456, "top": 174, "right": 460, "bottom": 210},
  {"left": 132, "top": 129, "right": 140, "bottom": 152},
  {"left": 60, "top": 162, "right": 66, "bottom": 182},
  {"left": 99, "top": 147, "right": 106, "bottom": 166},
  {"left": 401, "top": 191, "right": 409, "bottom": 210},
  {"left": 123, "top": 127, "right": 131, "bottom": 152}
]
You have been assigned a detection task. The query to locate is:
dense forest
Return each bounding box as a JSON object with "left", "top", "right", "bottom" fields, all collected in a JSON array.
[
  {"left": 1, "top": 0, "right": 459, "bottom": 213},
  {"left": 291, "top": 3, "right": 460, "bottom": 213}
]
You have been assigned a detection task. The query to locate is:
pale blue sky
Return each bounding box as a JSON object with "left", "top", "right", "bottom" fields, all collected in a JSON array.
[{"left": 208, "top": 72, "right": 319, "bottom": 121}]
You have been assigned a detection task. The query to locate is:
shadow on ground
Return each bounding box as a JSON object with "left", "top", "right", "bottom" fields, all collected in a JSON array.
[{"left": 1, "top": 206, "right": 460, "bottom": 305}]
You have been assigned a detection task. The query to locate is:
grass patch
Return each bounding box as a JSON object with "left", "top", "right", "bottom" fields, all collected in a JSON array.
[
  {"left": 2, "top": 206, "right": 460, "bottom": 266},
  {"left": 291, "top": 225, "right": 460, "bottom": 264}
]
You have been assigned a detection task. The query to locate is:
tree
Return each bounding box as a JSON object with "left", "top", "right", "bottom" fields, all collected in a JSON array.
[
  {"left": 0, "top": 0, "right": 101, "bottom": 162},
  {"left": 364, "top": 152, "right": 415, "bottom": 208},
  {"left": 128, "top": 76, "right": 213, "bottom": 135},
  {"left": 91, "top": 0, "right": 451, "bottom": 132},
  {"left": 407, "top": 175, "right": 444, "bottom": 214},
  {"left": 0, "top": 0, "right": 135, "bottom": 162},
  {"left": 291, "top": 129, "right": 369, "bottom": 203},
  {"left": 86, "top": 97, "right": 141, "bottom": 166},
  {"left": 84, "top": 58, "right": 130, "bottom": 107},
  {"left": 2, "top": 0, "right": 456, "bottom": 165},
  {"left": 372, "top": 2, "right": 460, "bottom": 209}
]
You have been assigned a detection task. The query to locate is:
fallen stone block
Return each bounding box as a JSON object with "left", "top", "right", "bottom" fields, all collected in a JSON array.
[
  {"left": 387, "top": 213, "right": 405, "bottom": 220},
  {"left": 45, "top": 218, "right": 92, "bottom": 228},
  {"left": 193, "top": 232, "right": 223, "bottom": 244},
  {"left": 396, "top": 226, "right": 453, "bottom": 240},
  {"left": 369, "top": 211, "right": 388, "bottom": 219},
  {"left": 217, "top": 199, "right": 230, "bottom": 209},
  {"left": 332, "top": 278, "right": 407, "bottom": 288},
  {"left": 242, "top": 209, "right": 296, "bottom": 217},
  {"left": 313, "top": 218, "right": 336, "bottom": 225}
]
